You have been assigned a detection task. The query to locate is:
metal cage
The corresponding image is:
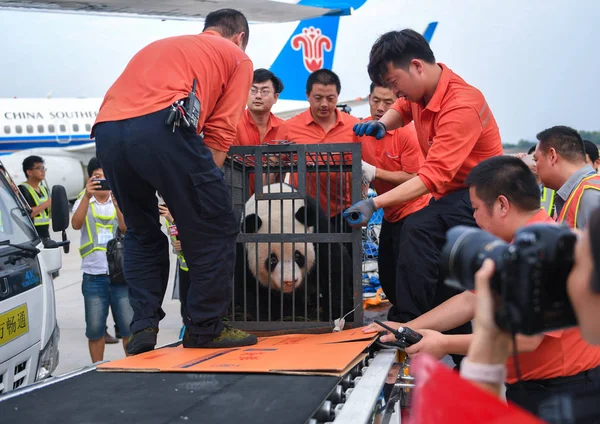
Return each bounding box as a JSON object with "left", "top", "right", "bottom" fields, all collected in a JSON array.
[{"left": 222, "top": 142, "right": 363, "bottom": 332}]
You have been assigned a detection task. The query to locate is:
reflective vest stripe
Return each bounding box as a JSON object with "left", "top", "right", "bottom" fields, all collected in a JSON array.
[
  {"left": 79, "top": 202, "right": 117, "bottom": 258},
  {"left": 540, "top": 187, "right": 555, "bottom": 217},
  {"left": 166, "top": 219, "right": 188, "bottom": 271},
  {"left": 21, "top": 182, "right": 50, "bottom": 226},
  {"left": 558, "top": 174, "right": 600, "bottom": 228}
]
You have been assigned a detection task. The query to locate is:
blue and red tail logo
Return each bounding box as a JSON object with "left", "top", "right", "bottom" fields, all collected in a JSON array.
[{"left": 269, "top": 0, "right": 437, "bottom": 101}]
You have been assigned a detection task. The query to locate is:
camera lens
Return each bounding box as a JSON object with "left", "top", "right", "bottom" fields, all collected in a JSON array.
[{"left": 441, "top": 226, "right": 508, "bottom": 291}]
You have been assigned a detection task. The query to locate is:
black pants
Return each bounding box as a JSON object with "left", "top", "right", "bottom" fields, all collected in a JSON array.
[
  {"left": 178, "top": 266, "right": 190, "bottom": 320},
  {"left": 393, "top": 189, "right": 476, "bottom": 365},
  {"left": 506, "top": 366, "right": 600, "bottom": 416},
  {"left": 377, "top": 218, "right": 406, "bottom": 319},
  {"left": 95, "top": 107, "right": 239, "bottom": 343}
]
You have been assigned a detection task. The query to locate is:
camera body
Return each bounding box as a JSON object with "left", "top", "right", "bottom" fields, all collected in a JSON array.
[{"left": 441, "top": 223, "right": 578, "bottom": 335}]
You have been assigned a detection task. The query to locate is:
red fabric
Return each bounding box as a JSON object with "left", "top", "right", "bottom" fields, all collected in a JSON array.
[{"left": 408, "top": 354, "right": 544, "bottom": 424}]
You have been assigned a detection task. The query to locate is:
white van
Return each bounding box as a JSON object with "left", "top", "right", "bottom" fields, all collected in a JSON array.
[{"left": 0, "top": 161, "right": 69, "bottom": 394}]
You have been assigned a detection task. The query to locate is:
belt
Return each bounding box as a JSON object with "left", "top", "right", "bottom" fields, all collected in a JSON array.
[{"left": 507, "top": 365, "right": 600, "bottom": 390}]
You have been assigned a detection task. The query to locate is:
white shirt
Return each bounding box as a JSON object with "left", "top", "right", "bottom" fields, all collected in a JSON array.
[{"left": 72, "top": 195, "right": 118, "bottom": 275}]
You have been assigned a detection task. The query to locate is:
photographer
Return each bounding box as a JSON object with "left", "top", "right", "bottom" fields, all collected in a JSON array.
[
  {"left": 71, "top": 158, "right": 132, "bottom": 363},
  {"left": 365, "top": 155, "right": 600, "bottom": 414},
  {"left": 461, "top": 207, "right": 600, "bottom": 422}
]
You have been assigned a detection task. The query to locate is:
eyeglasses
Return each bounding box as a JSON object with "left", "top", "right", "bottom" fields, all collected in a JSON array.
[
  {"left": 249, "top": 88, "right": 273, "bottom": 97},
  {"left": 32, "top": 166, "right": 47, "bottom": 172}
]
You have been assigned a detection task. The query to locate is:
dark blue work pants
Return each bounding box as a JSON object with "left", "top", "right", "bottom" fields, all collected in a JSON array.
[
  {"left": 94, "top": 107, "right": 239, "bottom": 343},
  {"left": 394, "top": 189, "right": 476, "bottom": 365}
]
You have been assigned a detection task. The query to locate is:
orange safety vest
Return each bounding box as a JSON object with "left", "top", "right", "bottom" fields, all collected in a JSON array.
[{"left": 558, "top": 174, "right": 600, "bottom": 228}]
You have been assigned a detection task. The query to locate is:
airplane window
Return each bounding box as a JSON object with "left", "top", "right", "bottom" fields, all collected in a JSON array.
[
  {"left": 16, "top": 126, "right": 22, "bottom": 134},
  {"left": 85, "top": 123, "right": 91, "bottom": 132},
  {"left": 3, "top": 126, "right": 9, "bottom": 134},
  {"left": 26, "top": 125, "right": 33, "bottom": 134},
  {"left": 48, "top": 124, "right": 55, "bottom": 133},
  {"left": 72, "top": 124, "right": 79, "bottom": 132},
  {"left": 37, "top": 125, "right": 44, "bottom": 133},
  {"left": 59, "top": 124, "right": 66, "bottom": 132}
]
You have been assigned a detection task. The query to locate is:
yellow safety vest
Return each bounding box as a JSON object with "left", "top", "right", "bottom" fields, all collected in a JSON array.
[
  {"left": 166, "top": 219, "right": 188, "bottom": 271},
  {"left": 79, "top": 202, "right": 117, "bottom": 258},
  {"left": 20, "top": 182, "right": 50, "bottom": 227},
  {"left": 540, "top": 186, "right": 556, "bottom": 218}
]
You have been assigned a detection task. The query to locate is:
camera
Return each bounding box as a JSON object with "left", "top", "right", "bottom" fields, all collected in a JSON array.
[{"left": 440, "top": 223, "right": 578, "bottom": 335}]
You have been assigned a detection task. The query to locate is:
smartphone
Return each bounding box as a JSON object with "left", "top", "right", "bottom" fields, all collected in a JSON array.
[{"left": 93, "top": 179, "right": 111, "bottom": 191}]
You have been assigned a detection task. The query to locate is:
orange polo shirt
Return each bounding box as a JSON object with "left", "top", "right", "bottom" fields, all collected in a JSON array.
[
  {"left": 355, "top": 118, "right": 431, "bottom": 222},
  {"left": 93, "top": 30, "right": 253, "bottom": 152},
  {"left": 275, "top": 108, "right": 359, "bottom": 216},
  {"left": 392, "top": 63, "right": 503, "bottom": 199},
  {"left": 234, "top": 109, "right": 284, "bottom": 146},
  {"left": 505, "top": 209, "right": 600, "bottom": 383},
  {"left": 234, "top": 109, "right": 285, "bottom": 195}
]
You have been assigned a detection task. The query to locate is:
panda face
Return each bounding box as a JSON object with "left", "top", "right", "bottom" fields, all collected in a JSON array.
[
  {"left": 247, "top": 241, "right": 315, "bottom": 293},
  {"left": 242, "top": 183, "right": 317, "bottom": 293}
]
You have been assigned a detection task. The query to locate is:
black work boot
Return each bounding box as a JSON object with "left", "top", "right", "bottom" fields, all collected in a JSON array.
[
  {"left": 126, "top": 327, "right": 158, "bottom": 355},
  {"left": 183, "top": 325, "right": 257, "bottom": 349}
]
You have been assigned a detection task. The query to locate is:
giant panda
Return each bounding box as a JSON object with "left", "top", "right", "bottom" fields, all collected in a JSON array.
[{"left": 233, "top": 183, "right": 354, "bottom": 322}]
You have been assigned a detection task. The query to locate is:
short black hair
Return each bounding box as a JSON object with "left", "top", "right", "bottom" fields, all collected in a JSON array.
[
  {"left": 22, "top": 155, "right": 44, "bottom": 175},
  {"left": 369, "top": 81, "right": 393, "bottom": 94},
  {"left": 368, "top": 29, "right": 436, "bottom": 86},
  {"left": 536, "top": 126, "right": 586, "bottom": 163},
  {"left": 306, "top": 69, "right": 341, "bottom": 94},
  {"left": 253, "top": 68, "right": 284, "bottom": 94},
  {"left": 87, "top": 157, "right": 102, "bottom": 178},
  {"left": 203, "top": 9, "right": 249, "bottom": 48},
  {"left": 466, "top": 155, "right": 541, "bottom": 211},
  {"left": 584, "top": 140, "right": 599, "bottom": 163},
  {"left": 527, "top": 145, "right": 536, "bottom": 155}
]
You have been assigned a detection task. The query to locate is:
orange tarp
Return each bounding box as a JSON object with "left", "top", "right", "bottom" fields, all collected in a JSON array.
[{"left": 97, "top": 327, "right": 377, "bottom": 376}]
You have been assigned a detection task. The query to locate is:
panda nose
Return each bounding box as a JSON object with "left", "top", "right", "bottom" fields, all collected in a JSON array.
[{"left": 284, "top": 279, "right": 299, "bottom": 287}]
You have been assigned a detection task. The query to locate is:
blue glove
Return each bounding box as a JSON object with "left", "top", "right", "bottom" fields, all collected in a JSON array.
[
  {"left": 343, "top": 198, "right": 377, "bottom": 227},
  {"left": 353, "top": 121, "right": 387, "bottom": 140}
]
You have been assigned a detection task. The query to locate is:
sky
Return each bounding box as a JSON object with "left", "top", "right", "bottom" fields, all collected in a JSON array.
[{"left": 0, "top": 0, "right": 598, "bottom": 144}]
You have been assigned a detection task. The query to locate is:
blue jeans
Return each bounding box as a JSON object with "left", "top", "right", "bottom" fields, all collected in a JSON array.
[{"left": 81, "top": 273, "right": 133, "bottom": 340}]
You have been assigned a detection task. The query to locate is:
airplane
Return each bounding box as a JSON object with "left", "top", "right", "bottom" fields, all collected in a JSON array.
[{"left": 0, "top": 0, "right": 437, "bottom": 199}]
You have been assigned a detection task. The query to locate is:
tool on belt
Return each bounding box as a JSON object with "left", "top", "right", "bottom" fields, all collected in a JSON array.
[{"left": 165, "top": 78, "right": 201, "bottom": 133}]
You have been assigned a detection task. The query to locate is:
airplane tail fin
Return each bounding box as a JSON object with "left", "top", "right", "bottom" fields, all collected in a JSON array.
[
  {"left": 423, "top": 21, "right": 438, "bottom": 43},
  {"left": 270, "top": 15, "right": 438, "bottom": 102},
  {"left": 269, "top": 15, "right": 341, "bottom": 101}
]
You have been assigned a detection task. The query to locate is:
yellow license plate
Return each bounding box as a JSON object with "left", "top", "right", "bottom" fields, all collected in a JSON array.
[{"left": 0, "top": 304, "right": 28, "bottom": 347}]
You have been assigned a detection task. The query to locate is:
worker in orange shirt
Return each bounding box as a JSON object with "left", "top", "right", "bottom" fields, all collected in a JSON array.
[
  {"left": 275, "top": 69, "right": 359, "bottom": 232},
  {"left": 348, "top": 29, "right": 503, "bottom": 364},
  {"left": 92, "top": 9, "right": 258, "bottom": 355},
  {"left": 234, "top": 68, "right": 285, "bottom": 195},
  {"left": 356, "top": 82, "right": 431, "bottom": 319},
  {"left": 235, "top": 68, "right": 284, "bottom": 147},
  {"left": 367, "top": 156, "right": 600, "bottom": 414}
]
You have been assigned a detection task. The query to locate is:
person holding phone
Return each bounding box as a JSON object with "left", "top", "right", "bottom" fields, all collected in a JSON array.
[{"left": 71, "top": 157, "right": 132, "bottom": 363}]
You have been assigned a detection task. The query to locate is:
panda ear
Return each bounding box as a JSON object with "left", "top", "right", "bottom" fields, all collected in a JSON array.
[
  {"left": 243, "top": 213, "right": 262, "bottom": 233},
  {"left": 295, "top": 201, "right": 319, "bottom": 228}
]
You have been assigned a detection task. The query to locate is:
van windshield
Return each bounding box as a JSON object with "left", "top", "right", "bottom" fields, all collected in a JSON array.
[{"left": 0, "top": 164, "right": 40, "bottom": 246}]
